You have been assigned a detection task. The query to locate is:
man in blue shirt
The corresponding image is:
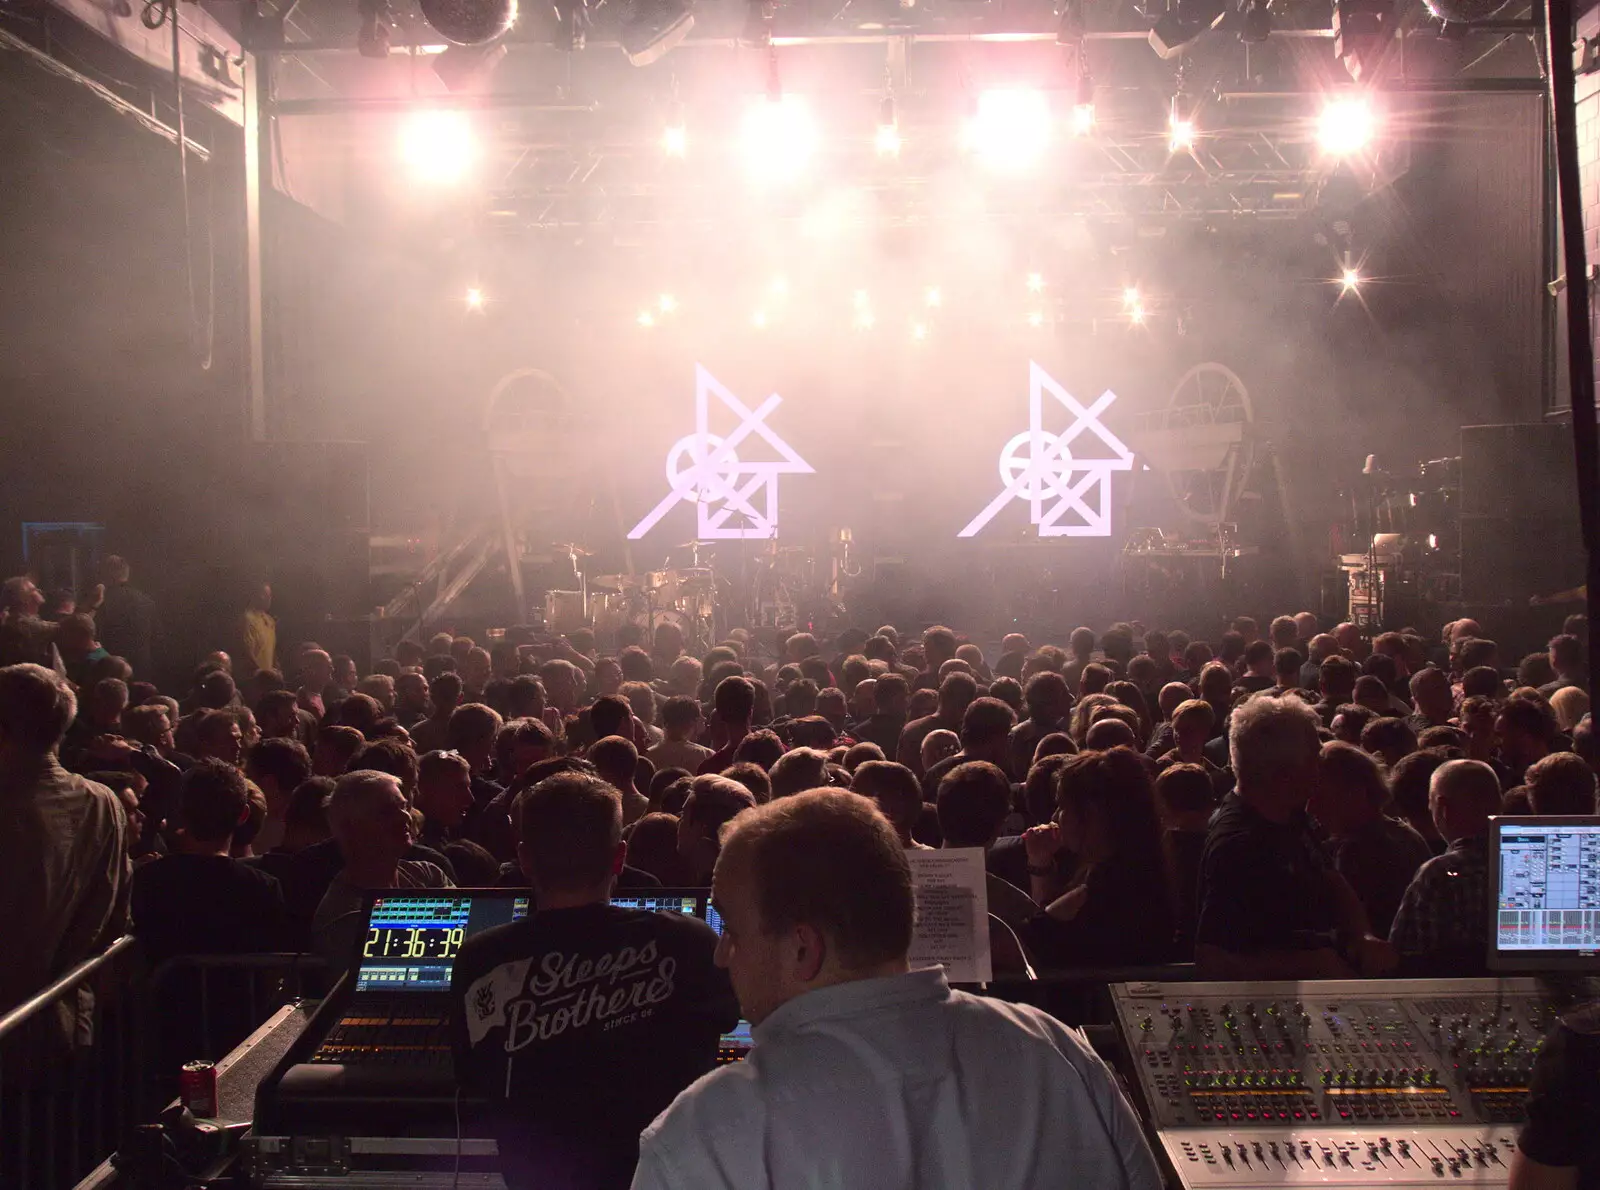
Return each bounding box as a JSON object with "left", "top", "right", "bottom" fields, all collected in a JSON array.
[{"left": 632, "top": 789, "right": 1161, "bottom": 1190}]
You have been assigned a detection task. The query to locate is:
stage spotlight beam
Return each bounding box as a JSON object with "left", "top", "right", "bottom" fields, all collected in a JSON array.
[
  {"left": 400, "top": 109, "right": 474, "bottom": 182},
  {"left": 1318, "top": 96, "right": 1375, "bottom": 155},
  {"left": 965, "top": 89, "right": 1050, "bottom": 172},
  {"left": 742, "top": 94, "right": 818, "bottom": 185}
]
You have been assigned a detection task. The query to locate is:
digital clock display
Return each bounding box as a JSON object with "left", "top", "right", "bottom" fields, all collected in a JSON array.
[{"left": 363, "top": 925, "right": 465, "bottom": 961}]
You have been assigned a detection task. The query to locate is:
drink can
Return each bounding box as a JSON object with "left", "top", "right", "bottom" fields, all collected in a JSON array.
[{"left": 180, "top": 1059, "right": 218, "bottom": 1117}]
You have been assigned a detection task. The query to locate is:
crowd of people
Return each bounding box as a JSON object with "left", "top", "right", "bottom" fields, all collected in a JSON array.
[{"left": 2, "top": 560, "right": 1598, "bottom": 1187}]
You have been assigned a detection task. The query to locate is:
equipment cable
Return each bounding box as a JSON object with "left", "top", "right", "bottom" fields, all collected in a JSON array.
[{"left": 143, "top": 0, "right": 215, "bottom": 371}]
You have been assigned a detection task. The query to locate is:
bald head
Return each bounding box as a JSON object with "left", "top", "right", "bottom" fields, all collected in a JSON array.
[{"left": 1429, "top": 759, "right": 1502, "bottom": 845}]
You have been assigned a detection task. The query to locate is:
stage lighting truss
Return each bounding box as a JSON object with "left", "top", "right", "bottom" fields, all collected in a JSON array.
[{"left": 476, "top": 84, "right": 1408, "bottom": 232}]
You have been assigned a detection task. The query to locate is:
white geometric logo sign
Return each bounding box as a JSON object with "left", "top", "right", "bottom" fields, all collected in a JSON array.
[
  {"left": 959, "top": 361, "right": 1134, "bottom": 538},
  {"left": 628, "top": 365, "right": 814, "bottom": 540}
]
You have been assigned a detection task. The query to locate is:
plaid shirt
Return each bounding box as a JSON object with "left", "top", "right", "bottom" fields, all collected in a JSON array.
[{"left": 1388, "top": 834, "right": 1489, "bottom": 958}]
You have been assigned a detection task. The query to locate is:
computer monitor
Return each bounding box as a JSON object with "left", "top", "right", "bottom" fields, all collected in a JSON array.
[
  {"left": 354, "top": 890, "right": 531, "bottom": 993},
  {"left": 609, "top": 889, "right": 725, "bottom": 936},
  {"left": 1488, "top": 816, "right": 1600, "bottom": 972}
]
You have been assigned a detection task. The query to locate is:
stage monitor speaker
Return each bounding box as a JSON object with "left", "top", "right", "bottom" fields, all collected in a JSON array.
[
  {"left": 1460, "top": 515, "right": 1582, "bottom": 605},
  {"left": 1459, "top": 423, "right": 1577, "bottom": 519}
]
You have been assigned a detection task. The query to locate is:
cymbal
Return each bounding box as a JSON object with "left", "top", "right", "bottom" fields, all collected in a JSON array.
[{"left": 590, "top": 573, "right": 636, "bottom": 592}]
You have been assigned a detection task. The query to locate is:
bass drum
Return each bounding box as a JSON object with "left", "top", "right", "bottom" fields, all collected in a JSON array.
[{"left": 629, "top": 607, "right": 692, "bottom": 638}]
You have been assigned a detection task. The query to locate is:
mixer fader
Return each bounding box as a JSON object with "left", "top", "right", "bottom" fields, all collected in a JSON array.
[{"left": 1111, "top": 979, "right": 1557, "bottom": 1189}]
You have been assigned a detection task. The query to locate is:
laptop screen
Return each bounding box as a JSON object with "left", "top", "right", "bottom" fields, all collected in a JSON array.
[
  {"left": 355, "top": 891, "right": 530, "bottom": 993},
  {"left": 1489, "top": 816, "right": 1600, "bottom": 971}
]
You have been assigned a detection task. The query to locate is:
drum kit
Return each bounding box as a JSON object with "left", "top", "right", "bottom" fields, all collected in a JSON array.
[
  {"left": 539, "top": 532, "right": 856, "bottom": 648},
  {"left": 588, "top": 564, "right": 720, "bottom": 648}
]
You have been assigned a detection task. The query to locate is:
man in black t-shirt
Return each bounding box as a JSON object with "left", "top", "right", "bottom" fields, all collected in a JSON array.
[
  {"left": 450, "top": 772, "right": 738, "bottom": 1190},
  {"left": 131, "top": 759, "right": 287, "bottom": 963},
  {"left": 1512, "top": 1001, "right": 1600, "bottom": 1190}
]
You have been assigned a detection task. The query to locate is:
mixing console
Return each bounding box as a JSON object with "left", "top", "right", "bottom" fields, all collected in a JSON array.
[{"left": 1111, "top": 979, "right": 1557, "bottom": 1188}]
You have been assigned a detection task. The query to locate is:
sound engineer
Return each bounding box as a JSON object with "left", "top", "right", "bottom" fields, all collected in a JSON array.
[
  {"left": 1510, "top": 1001, "right": 1600, "bottom": 1190},
  {"left": 632, "top": 789, "right": 1162, "bottom": 1190},
  {"left": 450, "top": 772, "right": 738, "bottom": 1190}
]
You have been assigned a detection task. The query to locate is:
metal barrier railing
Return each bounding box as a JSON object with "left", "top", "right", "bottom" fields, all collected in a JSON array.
[
  {"left": 0, "top": 936, "right": 141, "bottom": 1190},
  {"left": 0, "top": 941, "right": 330, "bottom": 1190}
]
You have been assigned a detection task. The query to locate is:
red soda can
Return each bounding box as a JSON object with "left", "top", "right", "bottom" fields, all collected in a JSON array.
[{"left": 180, "top": 1060, "right": 218, "bottom": 1117}]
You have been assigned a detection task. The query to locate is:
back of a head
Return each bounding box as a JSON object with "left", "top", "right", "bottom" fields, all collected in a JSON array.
[
  {"left": 720, "top": 762, "right": 771, "bottom": 804},
  {"left": 1055, "top": 747, "right": 1163, "bottom": 865},
  {"left": 874, "top": 673, "right": 909, "bottom": 714},
  {"left": 783, "top": 677, "right": 820, "bottom": 719},
  {"left": 732, "top": 729, "right": 786, "bottom": 771},
  {"left": 1269, "top": 616, "right": 1298, "bottom": 649},
  {"left": 714, "top": 675, "right": 756, "bottom": 724},
  {"left": 960, "top": 696, "right": 1016, "bottom": 750},
  {"left": 248, "top": 736, "right": 312, "bottom": 791},
  {"left": 685, "top": 774, "right": 758, "bottom": 835},
  {"left": 1243, "top": 639, "right": 1275, "bottom": 671},
  {"left": 1023, "top": 670, "right": 1070, "bottom": 719},
  {"left": 922, "top": 626, "right": 957, "bottom": 666},
  {"left": 284, "top": 777, "right": 335, "bottom": 842},
  {"left": 843, "top": 741, "right": 885, "bottom": 771},
  {"left": 349, "top": 737, "right": 420, "bottom": 792},
  {"left": 1431, "top": 758, "right": 1504, "bottom": 821},
  {"left": 1551, "top": 685, "right": 1591, "bottom": 732},
  {"left": 1156, "top": 762, "right": 1216, "bottom": 817},
  {"left": 179, "top": 758, "right": 251, "bottom": 845},
  {"left": 626, "top": 812, "right": 690, "bottom": 885},
  {"left": 1274, "top": 648, "right": 1305, "bottom": 684},
  {"left": 935, "top": 760, "right": 1012, "bottom": 847},
  {"left": 516, "top": 772, "right": 623, "bottom": 892},
  {"left": 589, "top": 734, "right": 639, "bottom": 788},
  {"left": 1389, "top": 747, "right": 1453, "bottom": 823},
  {"left": 1080, "top": 663, "right": 1112, "bottom": 696},
  {"left": 0, "top": 663, "right": 77, "bottom": 755},
  {"left": 589, "top": 696, "right": 633, "bottom": 741},
  {"left": 1229, "top": 694, "right": 1319, "bottom": 795},
  {"left": 851, "top": 760, "right": 922, "bottom": 831},
  {"left": 1318, "top": 740, "right": 1391, "bottom": 811},
  {"left": 1360, "top": 716, "right": 1418, "bottom": 761},
  {"left": 200, "top": 670, "right": 237, "bottom": 709},
  {"left": 769, "top": 747, "right": 831, "bottom": 799},
  {"left": 936, "top": 671, "right": 979, "bottom": 716},
  {"left": 1084, "top": 717, "right": 1137, "bottom": 751},
  {"left": 661, "top": 694, "right": 701, "bottom": 735},
  {"left": 1525, "top": 751, "right": 1599, "bottom": 815},
  {"left": 447, "top": 702, "right": 503, "bottom": 751},
  {"left": 1069, "top": 627, "right": 1096, "bottom": 658},
  {"left": 720, "top": 790, "right": 913, "bottom": 971}
]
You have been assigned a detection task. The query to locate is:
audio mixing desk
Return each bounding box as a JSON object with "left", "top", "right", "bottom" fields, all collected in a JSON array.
[{"left": 1110, "top": 979, "right": 1560, "bottom": 1188}]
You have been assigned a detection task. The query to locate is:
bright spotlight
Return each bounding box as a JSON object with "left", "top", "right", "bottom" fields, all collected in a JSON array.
[
  {"left": 1027, "top": 310, "right": 1045, "bottom": 328},
  {"left": 752, "top": 308, "right": 769, "bottom": 329},
  {"left": 1427, "top": 533, "right": 1439, "bottom": 550},
  {"left": 1026, "top": 272, "right": 1045, "bottom": 293},
  {"left": 853, "top": 289, "right": 871, "bottom": 309},
  {"left": 1129, "top": 304, "right": 1147, "bottom": 325},
  {"left": 662, "top": 123, "right": 687, "bottom": 157},
  {"left": 1318, "top": 96, "right": 1374, "bottom": 156},
  {"left": 465, "top": 287, "right": 485, "bottom": 310},
  {"left": 401, "top": 109, "right": 474, "bottom": 183},
  {"left": 875, "top": 122, "right": 903, "bottom": 158},
  {"left": 965, "top": 89, "right": 1051, "bottom": 171},
  {"left": 911, "top": 321, "right": 928, "bottom": 341},
  {"left": 1071, "top": 103, "right": 1096, "bottom": 136},
  {"left": 1122, "top": 286, "right": 1140, "bottom": 308},
  {"left": 741, "top": 95, "right": 818, "bottom": 185},
  {"left": 638, "top": 309, "right": 656, "bottom": 328},
  {"left": 854, "top": 307, "right": 876, "bottom": 330},
  {"left": 925, "top": 286, "right": 942, "bottom": 308},
  {"left": 658, "top": 293, "right": 678, "bottom": 313},
  {"left": 1168, "top": 116, "right": 1196, "bottom": 153},
  {"left": 1341, "top": 267, "right": 1361, "bottom": 292}
]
